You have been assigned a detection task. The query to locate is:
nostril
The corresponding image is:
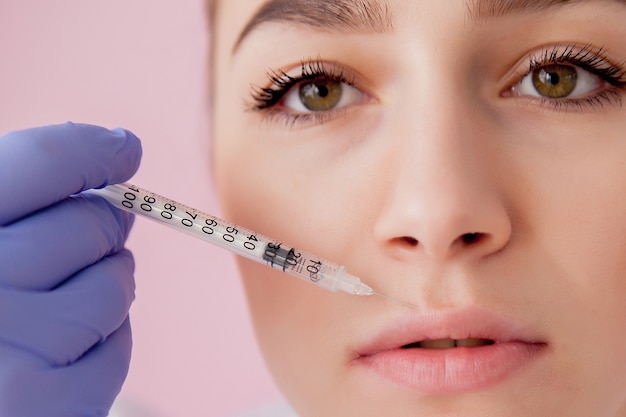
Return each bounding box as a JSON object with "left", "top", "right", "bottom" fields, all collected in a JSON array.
[
  {"left": 391, "top": 234, "right": 486, "bottom": 250},
  {"left": 390, "top": 236, "right": 419, "bottom": 248},
  {"left": 402, "top": 236, "right": 419, "bottom": 247},
  {"left": 461, "top": 232, "right": 483, "bottom": 244}
]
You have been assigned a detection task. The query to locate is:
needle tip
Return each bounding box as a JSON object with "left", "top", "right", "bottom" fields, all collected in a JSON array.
[{"left": 372, "top": 291, "right": 420, "bottom": 310}]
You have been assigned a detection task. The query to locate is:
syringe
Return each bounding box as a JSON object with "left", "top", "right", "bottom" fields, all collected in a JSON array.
[{"left": 89, "top": 182, "right": 375, "bottom": 296}]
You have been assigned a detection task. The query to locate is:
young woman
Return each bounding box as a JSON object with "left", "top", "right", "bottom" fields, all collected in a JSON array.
[
  {"left": 210, "top": 0, "right": 626, "bottom": 416},
  {"left": 2, "top": 0, "right": 626, "bottom": 416}
]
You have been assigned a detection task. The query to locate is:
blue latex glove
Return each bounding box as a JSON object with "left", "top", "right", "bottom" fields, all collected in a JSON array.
[{"left": 0, "top": 122, "right": 142, "bottom": 416}]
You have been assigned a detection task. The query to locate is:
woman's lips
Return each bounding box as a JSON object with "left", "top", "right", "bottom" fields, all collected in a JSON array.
[{"left": 350, "top": 308, "right": 548, "bottom": 394}]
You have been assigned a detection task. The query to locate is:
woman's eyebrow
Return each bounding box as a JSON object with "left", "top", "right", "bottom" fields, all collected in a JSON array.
[
  {"left": 233, "top": 0, "right": 393, "bottom": 53},
  {"left": 466, "top": 0, "right": 626, "bottom": 21},
  {"left": 232, "top": 0, "right": 626, "bottom": 54}
]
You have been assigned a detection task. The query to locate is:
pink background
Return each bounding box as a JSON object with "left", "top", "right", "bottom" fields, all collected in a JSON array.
[{"left": 0, "top": 1, "right": 280, "bottom": 416}]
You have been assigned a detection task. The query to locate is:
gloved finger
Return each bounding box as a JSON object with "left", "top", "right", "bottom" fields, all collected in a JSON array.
[
  {"left": 0, "top": 193, "right": 134, "bottom": 291},
  {"left": 0, "top": 318, "right": 132, "bottom": 417},
  {"left": 0, "top": 249, "right": 135, "bottom": 367},
  {"left": 0, "top": 122, "right": 142, "bottom": 226}
]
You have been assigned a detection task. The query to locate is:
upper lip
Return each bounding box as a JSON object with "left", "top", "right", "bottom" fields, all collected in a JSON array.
[{"left": 353, "top": 307, "right": 546, "bottom": 358}]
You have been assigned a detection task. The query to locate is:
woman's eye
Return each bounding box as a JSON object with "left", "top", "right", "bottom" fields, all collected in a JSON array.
[
  {"left": 283, "top": 79, "right": 364, "bottom": 113},
  {"left": 515, "top": 64, "right": 605, "bottom": 99}
]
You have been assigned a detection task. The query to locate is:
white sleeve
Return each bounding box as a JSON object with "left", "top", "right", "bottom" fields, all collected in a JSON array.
[
  {"left": 109, "top": 398, "right": 297, "bottom": 417},
  {"left": 108, "top": 398, "right": 165, "bottom": 417},
  {"left": 230, "top": 400, "right": 298, "bottom": 417}
]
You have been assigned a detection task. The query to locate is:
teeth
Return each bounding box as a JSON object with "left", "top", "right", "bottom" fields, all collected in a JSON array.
[{"left": 403, "top": 338, "right": 494, "bottom": 349}]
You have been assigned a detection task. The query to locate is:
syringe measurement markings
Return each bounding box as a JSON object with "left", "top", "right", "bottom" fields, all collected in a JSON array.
[
  {"left": 118, "top": 186, "right": 263, "bottom": 255},
  {"left": 124, "top": 191, "right": 323, "bottom": 282},
  {"left": 93, "top": 182, "right": 380, "bottom": 297},
  {"left": 118, "top": 186, "right": 326, "bottom": 281}
]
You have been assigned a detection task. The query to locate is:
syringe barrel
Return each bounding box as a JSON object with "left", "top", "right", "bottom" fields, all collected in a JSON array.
[{"left": 89, "top": 183, "right": 373, "bottom": 296}]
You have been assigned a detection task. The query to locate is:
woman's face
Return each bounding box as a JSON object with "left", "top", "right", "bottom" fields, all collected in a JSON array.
[{"left": 211, "top": 0, "right": 626, "bottom": 416}]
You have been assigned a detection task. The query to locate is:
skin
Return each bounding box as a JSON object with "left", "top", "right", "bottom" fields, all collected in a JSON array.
[{"left": 211, "top": 0, "right": 626, "bottom": 416}]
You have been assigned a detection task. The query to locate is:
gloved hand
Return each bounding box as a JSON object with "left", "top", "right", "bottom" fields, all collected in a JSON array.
[{"left": 0, "top": 122, "right": 142, "bottom": 417}]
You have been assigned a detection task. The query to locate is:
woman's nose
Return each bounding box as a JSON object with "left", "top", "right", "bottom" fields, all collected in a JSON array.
[{"left": 372, "top": 103, "right": 512, "bottom": 263}]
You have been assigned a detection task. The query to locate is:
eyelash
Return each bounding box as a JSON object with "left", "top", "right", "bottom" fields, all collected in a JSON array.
[
  {"left": 249, "top": 59, "right": 356, "bottom": 125},
  {"left": 519, "top": 43, "right": 626, "bottom": 111},
  {"left": 248, "top": 44, "right": 626, "bottom": 123}
]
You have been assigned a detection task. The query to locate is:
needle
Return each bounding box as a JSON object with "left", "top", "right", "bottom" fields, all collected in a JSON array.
[{"left": 372, "top": 290, "right": 420, "bottom": 310}]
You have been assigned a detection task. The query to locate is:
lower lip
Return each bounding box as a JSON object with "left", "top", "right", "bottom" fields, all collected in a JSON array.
[{"left": 353, "top": 342, "right": 546, "bottom": 394}]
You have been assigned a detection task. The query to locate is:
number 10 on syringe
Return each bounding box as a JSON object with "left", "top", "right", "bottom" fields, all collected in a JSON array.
[{"left": 91, "top": 183, "right": 374, "bottom": 296}]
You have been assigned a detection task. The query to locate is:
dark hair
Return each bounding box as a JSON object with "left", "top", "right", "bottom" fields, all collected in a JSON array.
[{"left": 206, "top": 0, "right": 216, "bottom": 28}]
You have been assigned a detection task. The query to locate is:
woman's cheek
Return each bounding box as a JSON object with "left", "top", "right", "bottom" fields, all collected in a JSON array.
[{"left": 236, "top": 258, "right": 351, "bottom": 403}]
